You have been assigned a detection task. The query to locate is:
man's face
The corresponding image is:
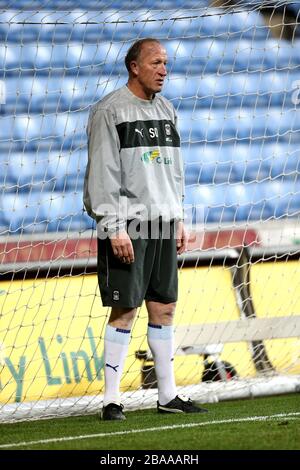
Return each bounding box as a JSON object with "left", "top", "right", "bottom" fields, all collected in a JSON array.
[{"left": 133, "top": 42, "right": 168, "bottom": 97}]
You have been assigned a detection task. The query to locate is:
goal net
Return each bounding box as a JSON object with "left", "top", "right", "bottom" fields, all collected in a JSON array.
[{"left": 1, "top": 0, "right": 300, "bottom": 423}]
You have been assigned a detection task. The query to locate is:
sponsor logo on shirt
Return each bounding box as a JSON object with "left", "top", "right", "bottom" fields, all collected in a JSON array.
[{"left": 141, "top": 149, "right": 172, "bottom": 165}]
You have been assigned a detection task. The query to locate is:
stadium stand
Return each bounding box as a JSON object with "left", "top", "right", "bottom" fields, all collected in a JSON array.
[{"left": 1, "top": 2, "right": 300, "bottom": 234}]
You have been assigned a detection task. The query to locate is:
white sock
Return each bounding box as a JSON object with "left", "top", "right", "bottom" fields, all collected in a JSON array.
[
  {"left": 103, "top": 324, "right": 131, "bottom": 407},
  {"left": 147, "top": 323, "right": 177, "bottom": 406}
]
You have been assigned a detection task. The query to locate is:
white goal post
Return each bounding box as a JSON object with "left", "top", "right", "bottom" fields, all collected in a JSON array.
[{"left": 1, "top": 0, "right": 300, "bottom": 423}]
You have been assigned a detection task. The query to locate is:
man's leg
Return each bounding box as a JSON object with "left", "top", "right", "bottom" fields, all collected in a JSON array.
[
  {"left": 146, "top": 300, "right": 208, "bottom": 414},
  {"left": 146, "top": 300, "right": 177, "bottom": 405},
  {"left": 102, "top": 307, "right": 136, "bottom": 420}
]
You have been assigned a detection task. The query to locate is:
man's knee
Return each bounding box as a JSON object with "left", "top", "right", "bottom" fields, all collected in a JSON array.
[
  {"left": 147, "top": 301, "right": 177, "bottom": 325},
  {"left": 162, "top": 302, "right": 176, "bottom": 319},
  {"left": 109, "top": 307, "right": 137, "bottom": 329}
]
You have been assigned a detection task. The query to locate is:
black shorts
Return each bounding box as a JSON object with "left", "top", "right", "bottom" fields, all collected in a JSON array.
[{"left": 97, "top": 220, "right": 178, "bottom": 308}]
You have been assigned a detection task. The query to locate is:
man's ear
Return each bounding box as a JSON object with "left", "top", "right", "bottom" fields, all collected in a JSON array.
[{"left": 130, "top": 61, "right": 138, "bottom": 76}]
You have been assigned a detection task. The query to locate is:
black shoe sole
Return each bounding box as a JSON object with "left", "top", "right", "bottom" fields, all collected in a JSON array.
[{"left": 157, "top": 406, "right": 208, "bottom": 414}]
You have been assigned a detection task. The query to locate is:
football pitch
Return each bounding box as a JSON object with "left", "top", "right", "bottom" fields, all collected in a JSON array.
[{"left": 0, "top": 393, "right": 299, "bottom": 451}]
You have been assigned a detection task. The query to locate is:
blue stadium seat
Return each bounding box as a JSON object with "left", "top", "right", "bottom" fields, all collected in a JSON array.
[
  {"left": 265, "top": 180, "right": 300, "bottom": 218},
  {"left": 230, "top": 144, "right": 272, "bottom": 182},
  {"left": 66, "top": 42, "right": 129, "bottom": 75},
  {"left": 237, "top": 71, "right": 298, "bottom": 108},
  {"left": 185, "top": 73, "right": 287, "bottom": 109},
  {"left": 0, "top": 0, "right": 67, "bottom": 8},
  {"left": 56, "top": 111, "right": 89, "bottom": 150},
  {"left": 4, "top": 75, "right": 126, "bottom": 114},
  {"left": 185, "top": 177, "right": 300, "bottom": 223},
  {"left": 1, "top": 10, "right": 99, "bottom": 45},
  {"left": 183, "top": 144, "right": 235, "bottom": 184},
  {"left": 0, "top": 23, "right": 39, "bottom": 44},
  {"left": 195, "top": 74, "right": 239, "bottom": 108},
  {"left": 0, "top": 140, "right": 23, "bottom": 155},
  {"left": 101, "top": 11, "right": 147, "bottom": 41},
  {"left": 89, "top": 8, "right": 217, "bottom": 41},
  {"left": 178, "top": 108, "right": 270, "bottom": 144},
  {"left": 144, "top": 8, "right": 269, "bottom": 41},
  {"left": 0, "top": 0, "right": 210, "bottom": 9},
  {"left": 67, "top": 24, "right": 102, "bottom": 44},
  {"left": 6, "top": 152, "right": 58, "bottom": 193},
  {"left": 183, "top": 144, "right": 214, "bottom": 185},
  {"left": 266, "top": 107, "right": 300, "bottom": 141},
  {"left": 225, "top": 182, "right": 272, "bottom": 221},
  {"left": 179, "top": 109, "right": 231, "bottom": 143},
  {"left": 70, "top": 8, "right": 219, "bottom": 42},
  {"left": 168, "top": 40, "right": 274, "bottom": 74},
  {"left": 184, "top": 184, "right": 235, "bottom": 224},
  {"left": 2, "top": 112, "right": 88, "bottom": 151},
  {"left": 12, "top": 114, "right": 61, "bottom": 150},
  {"left": 7, "top": 151, "right": 87, "bottom": 193},
  {"left": 185, "top": 9, "right": 269, "bottom": 40},
  {"left": 0, "top": 207, "right": 8, "bottom": 234},
  {"left": 39, "top": 191, "right": 93, "bottom": 232},
  {"left": 3, "top": 77, "right": 49, "bottom": 114},
  {"left": 219, "top": 108, "right": 300, "bottom": 143},
  {"left": 99, "top": 0, "right": 210, "bottom": 8},
  {"left": 0, "top": 45, "right": 17, "bottom": 75},
  {"left": 0, "top": 10, "right": 52, "bottom": 43},
  {"left": 33, "top": 77, "right": 70, "bottom": 113},
  {"left": 178, "top": 110, "right": 207, "bottom": 143},
  {"left": 2, "top": 192, "right": 48, "bottom": 234},
  {"left": 165, "top": 39, "right": 223, "bottom": 75},
  {"left": 47, "top": 148, "right": 88, "bottom": 191},
  {"left": 265, "top": 39, "right": 300, "bottom": 69},
  {"left": 231, "top": 74, "right": 269, "bottom": 108},
  {"left": 164, "top": 75, "right": 201, "bottom": 109},
  {"left": 268, "top": 143, "right": 300, "bottom": 179},
  {"left": 224, "top": 40, "right": 276, "bottom": 73},
  {"left": 165, "top": 39, "right": 297, "bottom": 75},
  {"left": 21, "top": 0, "right": 79, "bottom": 9},
  {"left": 37, "top": 11, "right": 78, "bottom": 44},
  {"left": 1, "top": 189, "right": 92, "bottom": 234},
  {"left": 63, "top": 75, "right": 127, "bottom": 110},
  {"left": 0, "top": 154, "right": 15, "bottom": 192},
  {"left": 3, "top": 44, "right": 68, "bottom": 75},
  {"left": 1, "top": 115, "right": 16, "bottom": 144}
]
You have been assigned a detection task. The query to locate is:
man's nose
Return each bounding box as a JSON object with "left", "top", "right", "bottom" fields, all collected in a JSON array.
[{"left": 159, "top": 63, "right": 167, "bottom": 76}]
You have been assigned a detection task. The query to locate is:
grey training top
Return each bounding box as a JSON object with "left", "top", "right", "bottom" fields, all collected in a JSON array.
[{"left": 83, "top": 85, "right": 184, "bottom": 238}]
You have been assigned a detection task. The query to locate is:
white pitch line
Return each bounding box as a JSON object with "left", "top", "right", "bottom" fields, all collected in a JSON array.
[{"left": 0, "top": 412, "right": 299, "bottom": 449}]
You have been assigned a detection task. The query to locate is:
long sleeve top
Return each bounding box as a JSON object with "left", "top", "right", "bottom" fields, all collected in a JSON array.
[{"left": 83, "top": 84, "right": 184, "bottom": 238}]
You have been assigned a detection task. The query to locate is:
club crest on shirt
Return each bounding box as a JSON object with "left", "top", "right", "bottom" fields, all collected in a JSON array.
[
  {"left": 165, "top": 123, "right": 171, "bottom": 135},
  {"left": 164, "top": 123, "right": 173, "bottom": 142}
]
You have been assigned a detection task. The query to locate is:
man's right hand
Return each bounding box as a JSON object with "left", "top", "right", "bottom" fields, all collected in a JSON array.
[{"left": 110, "top": 230, "right": 135, "bottom": 264}]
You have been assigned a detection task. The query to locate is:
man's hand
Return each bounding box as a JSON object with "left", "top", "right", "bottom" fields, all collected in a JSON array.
[
  {"left": 110, "top": 230, "right": 135, "bottom": 264},
  {"left": 176, "top": 221, "right": 188, "bottom": 255}
]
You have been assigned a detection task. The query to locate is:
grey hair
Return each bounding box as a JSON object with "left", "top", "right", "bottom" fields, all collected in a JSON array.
[{"left": 125, "top": 38, "right": 161, "bottom": 73}]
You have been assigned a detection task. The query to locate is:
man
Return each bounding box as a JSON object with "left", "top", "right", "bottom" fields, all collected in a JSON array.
[{"left": 84, "top": 38, "right": 207, "bottom": 420}]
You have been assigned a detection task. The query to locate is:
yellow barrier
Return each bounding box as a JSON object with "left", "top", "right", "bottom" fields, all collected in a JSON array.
[{"left": 0, "top": 262, "right": 299, "bottom": 404}]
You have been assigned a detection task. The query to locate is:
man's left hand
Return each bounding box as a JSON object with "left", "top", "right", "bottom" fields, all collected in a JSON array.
[{"left": 176, "top": 221, "right": 188, "bottom": 255}]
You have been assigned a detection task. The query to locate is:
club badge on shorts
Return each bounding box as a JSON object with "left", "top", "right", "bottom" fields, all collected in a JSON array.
[{"left": 112, "top": 290, "right": 120, "bottom": 301}]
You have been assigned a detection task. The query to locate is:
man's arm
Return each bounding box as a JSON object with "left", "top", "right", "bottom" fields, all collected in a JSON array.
[
  {"left": 84, "top": 107, "right": 134, "bottom": 264},
  {"left": 173, "top": 110, "right": 187, "bottom": 254}
]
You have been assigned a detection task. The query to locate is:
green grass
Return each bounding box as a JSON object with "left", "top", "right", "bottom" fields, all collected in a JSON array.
[{"left": 0, "top": 394, "right": 299, "bottom": 450}]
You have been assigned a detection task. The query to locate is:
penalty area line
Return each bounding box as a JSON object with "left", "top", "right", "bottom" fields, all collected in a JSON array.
[{"left": 0, "top": 411, "right": 299, "bottom": 449}]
